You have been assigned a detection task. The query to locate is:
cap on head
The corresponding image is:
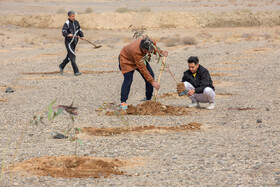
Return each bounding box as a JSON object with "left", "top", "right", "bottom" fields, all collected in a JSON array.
[
  {"left": 68, "top": 10, "right": 75, "bottom": 16},
  {"left": 188, "top": 56, "right": 199, "bottom": 65},
  {"left": 140, "top": 37, "right": 154, "bottom": 51}
]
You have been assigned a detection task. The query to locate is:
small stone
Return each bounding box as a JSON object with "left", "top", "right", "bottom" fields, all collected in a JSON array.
[
  {"left": 257, "top": 119, "right": 262, "bottom": 123},
  {"left": 5, "top": 87, "right": 14, "bottom": 93},
  {"left": 51, "top": 132, "right": 68, "bottom": 139},
  {"left": 266, "top": 108, "right": 270, "bottom": 111}
]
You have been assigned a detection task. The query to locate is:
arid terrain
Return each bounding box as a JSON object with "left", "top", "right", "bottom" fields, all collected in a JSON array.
[{"left": 0, "top": 0, "right": 280, "bottom": 186}]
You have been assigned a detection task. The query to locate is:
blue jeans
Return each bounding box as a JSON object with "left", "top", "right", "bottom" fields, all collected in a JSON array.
[{"left": 119, "top": 58, "right": 154, "bottom": 103}]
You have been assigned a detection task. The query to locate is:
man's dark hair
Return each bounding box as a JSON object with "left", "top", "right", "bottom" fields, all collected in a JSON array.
[
  {"left": 140, "top": 37, "right": 154, "bottom": 51},
  {"left": 68, "top": 10, "right": 75, "bottom": 16},
  {"left": 188, "top": 56, "right": 199, "bottom": 65}
]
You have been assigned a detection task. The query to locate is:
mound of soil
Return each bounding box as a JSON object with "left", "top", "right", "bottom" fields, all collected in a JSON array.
[
  {"left": 126, "top": 101, "right": 188, "bottom": 115},
  {"left": 82, "top": 123, "right": 202, "bottom": 136},
  {"left": 105, "top": 101, "right": 188, "bottom": 116},
  {"left": 11, "top": 156, "right": 127, "bottom": 179}
]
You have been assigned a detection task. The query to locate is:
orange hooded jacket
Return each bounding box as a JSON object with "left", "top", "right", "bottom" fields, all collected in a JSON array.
[{"left": 119, "top": 38, "right": 161, "bottom": 84}]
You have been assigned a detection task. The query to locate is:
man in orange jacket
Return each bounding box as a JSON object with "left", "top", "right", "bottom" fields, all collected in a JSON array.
[{"left": 119, "top": 37, "right": 168, "bottom": 109}]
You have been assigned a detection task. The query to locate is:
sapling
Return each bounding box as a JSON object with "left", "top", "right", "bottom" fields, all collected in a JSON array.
[{"left": 0, "top": 100, "right": 83, "bottom": 184}]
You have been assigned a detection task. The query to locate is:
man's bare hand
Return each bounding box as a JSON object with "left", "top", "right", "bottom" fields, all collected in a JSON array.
[
  {"left": 80, "top": 37, "right": 85, "bottom": 40},
  {"left": 67, "top": 34, "right": 74, "bottom": 37},
  {"left": 162, "top": 50, "right": 168, "bottom": 57},
  {"left": 188, "top": 89, "right": 195, "bottom": 96},
  {"left": 177, "top": 82, "right": 185, "bottom": 94},
  {"left": 152, "top": 81, "right": 160, "bottom": 90}
]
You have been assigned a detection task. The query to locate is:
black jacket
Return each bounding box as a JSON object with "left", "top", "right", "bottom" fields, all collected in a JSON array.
[
  {"left": 181, "top": 65, "right": 215, "bottom": 93},
  {"left": 62, "top": 19, "right": 84, "bottom": 43}
]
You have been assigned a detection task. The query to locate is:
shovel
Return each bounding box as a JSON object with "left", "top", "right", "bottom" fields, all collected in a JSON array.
[
  {"left": 83, "top": 38, "right": 102, "bottom": 49},
  {"left": 74, "top": 36, "right": 102, "bottom": 49}
]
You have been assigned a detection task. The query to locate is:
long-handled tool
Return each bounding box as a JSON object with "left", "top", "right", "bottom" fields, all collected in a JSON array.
[
  {"left": 83, "top": 38, "right": 102, "bottom": 49},
  {"left": 153, "top": 57, "right": 166, "bottom": 101},
  {"left": 74, "top": 36, "right": 102, "bottom": 49}
]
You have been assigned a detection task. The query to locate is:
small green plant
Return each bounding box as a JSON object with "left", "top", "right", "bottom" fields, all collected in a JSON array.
[
  {"left": 58, "top": 101, "right": 83, "bottom": 155},
  {"left": 97, "top": 102, "right": 129, "bottom": 127},
  {"left": 0, "top": 100, "right": 82, "bottom": 184}
]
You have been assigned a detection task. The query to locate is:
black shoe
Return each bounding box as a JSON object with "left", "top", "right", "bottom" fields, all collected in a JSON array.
[
  {"left": 74, "top": 72, "right": 82, "bottom": 76},
  {"left": 140, "top": 97, "right": 151, "bottom": 102},
  {"left": 59, "top": 65, "right": 63, "bottom": 75}
]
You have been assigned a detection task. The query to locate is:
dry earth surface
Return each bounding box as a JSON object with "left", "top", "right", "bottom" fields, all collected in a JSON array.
[{"left": 0, "top": 0, "right": 280, "bottom": 186}]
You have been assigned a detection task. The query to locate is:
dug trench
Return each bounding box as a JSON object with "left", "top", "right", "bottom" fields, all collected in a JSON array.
[
  {"left": 82, "top": 122, "right": 202, "bottom": 136},
  {"left": 21, "top": 70, "right": 118, "bottom": 75},
  {"left": 10, "top": 156, "right": 143, "bottom": 179}
]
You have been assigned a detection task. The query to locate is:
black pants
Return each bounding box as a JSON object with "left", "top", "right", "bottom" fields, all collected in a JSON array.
[
  {"left": 60, "top": 41, "right": 79, "bottom": 73},
  {"left": 119, "top": 57, "right": 154, "bottom": 103}
]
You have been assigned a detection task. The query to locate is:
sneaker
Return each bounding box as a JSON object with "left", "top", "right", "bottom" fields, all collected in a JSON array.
[
  {"left": 120, "top": 102, "right": 128, "bottom": 110},
  {"left": 206, "top": 102, "right": 215, "bottom": 110},
  {"left": 188, "top": 102, "right": 199, "bottom": 108},
  {"left": 74, "top": 72, "right": 82, "bottom": 76},
  {"left": 59, "top": 65, "right": 63, "bottom": 75}
]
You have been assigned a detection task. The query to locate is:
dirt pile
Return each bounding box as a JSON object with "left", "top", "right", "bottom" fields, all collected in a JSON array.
[
  {"left": 120, "top": 101, "right": 189, "bottom": 116},
  {"left": 82, "top": 123, "right": 202, "bottom": 136},
  {"left": 1, "top": 10, "right": 279, "bottom": 30},
  {"left": 11, "top": 156, "right": 127, "bottom": 178}
]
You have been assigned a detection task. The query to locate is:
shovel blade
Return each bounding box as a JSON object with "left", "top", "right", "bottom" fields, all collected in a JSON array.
[{"left": 94, "top": 45, "right": 102, "bottom": 49}]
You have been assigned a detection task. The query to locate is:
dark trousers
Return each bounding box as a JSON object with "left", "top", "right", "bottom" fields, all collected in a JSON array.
[
  {"left": 119, "top": 57, "right": 154, "bottom": 103},
  {"left": 60, "top": 41, "right": 79, "bottom": 73}
]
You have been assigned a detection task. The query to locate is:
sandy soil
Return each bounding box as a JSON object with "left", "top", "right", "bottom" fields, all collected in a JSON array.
[{"left": 0, "top": 0, "right": 280, "bottom": 186}]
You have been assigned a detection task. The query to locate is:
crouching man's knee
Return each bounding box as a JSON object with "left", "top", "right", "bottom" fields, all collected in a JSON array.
[
  {"left": 203, "top": 87, "right": 214, "bottom": 95},
  {"left": 183, "top": 82, "right": 195, "bottom": 90},
  {"left": 203, "top": 87, "right": 215, "bottom": 103}
]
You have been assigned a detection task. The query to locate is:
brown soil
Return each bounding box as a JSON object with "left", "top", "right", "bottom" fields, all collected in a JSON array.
[
  {"left": 228, "top": 107, "right": 256, "bottom": 110},
  {"left": 106, "top": 101, "right": 189, "bottom": 116},
  {"left": 82, "top": 123, "right": 202, "bottom": 136},
  {"left": 0, "top": 99, "right": 7, "bottom": 102},
  {"left": 11, "top": 156, "right": 131, "bottom": 179},
  {"left": 177, "top": 82, "right": 185, "bottom": 94}
]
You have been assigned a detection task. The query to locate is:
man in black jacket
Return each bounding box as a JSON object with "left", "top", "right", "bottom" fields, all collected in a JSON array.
[
  {"left": 59, "top": 10, "right": 84, "bottom": 76},
  {"left": 177, "top": 56, "right": 215, "bottom": 110}
]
